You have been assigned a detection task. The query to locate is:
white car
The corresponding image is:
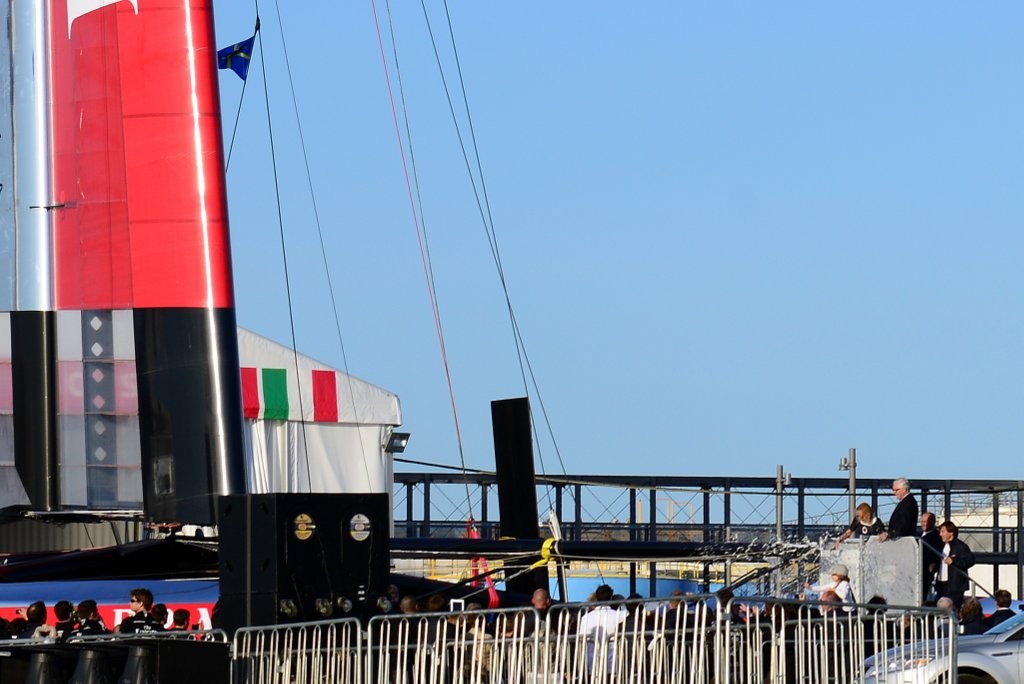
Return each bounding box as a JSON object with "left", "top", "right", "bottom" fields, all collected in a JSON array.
[{"left": 863, "top": 610, "right": 1024, "bottom": 683}]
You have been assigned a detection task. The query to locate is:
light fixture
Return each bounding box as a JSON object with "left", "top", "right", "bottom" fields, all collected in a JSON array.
[
  {"left": 384, "top": 431, "right": 410, "bottom": 454},
  {"left": 839, "top": 448, "right": 857, "bottom": 522},
  {"left": 775, "top": 465, "right": 791, "bottom": 542},
  {"left": 278, "top": 599, "right": 299, "bottom": 619},
  {"left": 315, "top": 598, "right": 334, "bottom": 618}
]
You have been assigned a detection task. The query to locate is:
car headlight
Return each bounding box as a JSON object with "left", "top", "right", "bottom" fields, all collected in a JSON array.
[
  {"left": 871, "top": 655, "right": 936, "bottom": 675},
  {"left": 864, "top": 647, "right": 940, "bottom": 678}
]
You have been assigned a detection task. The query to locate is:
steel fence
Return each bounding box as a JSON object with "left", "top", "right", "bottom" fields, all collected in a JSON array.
[
  {"left": 230, "top": 596, "right": 954, "bottom": 683},
  {"left": 232, "top": 617, "right": 364, "bottom": 684}
]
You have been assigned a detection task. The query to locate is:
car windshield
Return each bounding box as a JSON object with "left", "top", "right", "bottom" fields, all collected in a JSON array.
[{"left": 985, "top": 609, "right": 1024, "bottom": 636}]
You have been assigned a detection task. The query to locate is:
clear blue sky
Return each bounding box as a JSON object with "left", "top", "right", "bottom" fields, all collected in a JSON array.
[{"left": 213, "top": 3, "right": 1024, "bottom": 482}]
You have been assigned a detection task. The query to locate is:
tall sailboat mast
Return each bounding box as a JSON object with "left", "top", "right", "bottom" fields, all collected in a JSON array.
[{"left": 1, "top": 0, "right": 246, "bottom": 524}]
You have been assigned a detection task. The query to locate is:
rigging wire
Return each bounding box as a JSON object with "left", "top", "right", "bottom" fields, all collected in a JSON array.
[
  {"left": 250, "top": 2, "right": 313, "bottom": 491},
  {"left": 415, "top": 1, "right": 570, "bottom": 508},
  {"left": 376, "top": 2, "right": 576, "bottom": 523},
  {"left": 267, "top": 0, "right": 376, "bottom": 489},
  {"left": 442, "top": 2, "right": 570, "bottom": 486},
  {"left": 222, "top": 18, "right": 259, "bottom": 173},
  {"left": 373, "top": 0, "right": 475, "bottom": 518},
  {"left": 232, "top": 4, "right": 570, "bottom": 518}
]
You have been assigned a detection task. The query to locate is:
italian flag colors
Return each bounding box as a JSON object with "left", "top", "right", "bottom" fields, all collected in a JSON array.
[
  {"left": 241, "top": 368, "right": 339, "bottom": 422},
  {"left": 234, "top": 328, "right": 401, "bottom": 427}
]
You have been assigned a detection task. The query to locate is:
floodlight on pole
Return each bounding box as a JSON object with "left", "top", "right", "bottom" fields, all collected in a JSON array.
[
  {"left": 384, "top": 431, "right": 410, "bottom": 454},
  {"left": 838, "top": 448, "right": 856, "bottom": 521},
  {"left": 775, "top": 465, "right": 791, "bottom": 541}
]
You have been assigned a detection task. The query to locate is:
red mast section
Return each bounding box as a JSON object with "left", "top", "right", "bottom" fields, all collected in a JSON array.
[{"left": 35, "top": 0, "right": 246, "bottom": 523}]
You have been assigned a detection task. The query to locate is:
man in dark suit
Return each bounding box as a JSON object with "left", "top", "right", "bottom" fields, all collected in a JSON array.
[
  {"left": 878, "top": 477, "right": 919, "bottom": 541},
  {"left": 920, "top": 511, "right": 941, "bottom": 603},
  {"left": 985, "top": 589, "right": 1016, "bottom": 629},
  {"left": 933, "top": 521, "right": 975, "bottom": 610}
]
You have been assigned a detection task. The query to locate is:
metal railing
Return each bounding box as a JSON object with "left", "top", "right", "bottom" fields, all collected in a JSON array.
[
  {"left": 229, "top": 596, "right": 954, "bottom": 683},
  {"left": 395, "top": 472, "right": 1024, "bottom": 597},
  {"left": 232, "top": 617, "right": 364, "bottom": 684},
  {"left": 62, "top": 628, "right": 230, "bottom": 644}
]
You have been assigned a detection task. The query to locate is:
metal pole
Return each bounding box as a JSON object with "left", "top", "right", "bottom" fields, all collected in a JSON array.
[
  {"left": 776, "top": 465, "right": 784, "bottom": 541},
  {"left": 848, "top": 448, "right": 857, "bottom": 522},
  {"left": 1018, "top": 484, "right": 1023, "bottom": 599},
  {"left": 649, "top": 487, "right": 657, "bottom": 598}
]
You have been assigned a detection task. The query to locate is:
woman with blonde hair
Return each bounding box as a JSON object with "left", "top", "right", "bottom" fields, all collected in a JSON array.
[{"left": 833, "top": 502, "right": 885, "bottom": 548}]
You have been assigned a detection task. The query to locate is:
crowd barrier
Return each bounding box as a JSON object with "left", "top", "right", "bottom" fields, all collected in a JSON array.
[
  {"left": 228, "top": 595, "right": 955, "bottom": 684},
  {"left": 0, "top": 630, "right": 229, "bottom": 683},
  {"left": 0, "top": 601, "right": 953, "bottom": 683},
  {"left": 233, "top": 618, "right": 364, "bottom": 684}
]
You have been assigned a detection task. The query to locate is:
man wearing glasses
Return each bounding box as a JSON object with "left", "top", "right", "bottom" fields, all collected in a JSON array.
[
  {"left": 877, "top": 477, "right": 919, "bottom": 542},
  {"left": 115, "top": 588, "right": 165, "bottom": 633}
]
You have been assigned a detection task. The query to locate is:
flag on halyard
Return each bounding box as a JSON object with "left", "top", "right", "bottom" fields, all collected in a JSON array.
[{"left": 218, "top": 35, "right": 256, "bottom": 80}]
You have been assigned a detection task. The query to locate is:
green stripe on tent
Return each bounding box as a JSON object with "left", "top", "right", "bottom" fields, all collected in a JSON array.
[{"left": 262, "top": 368, "right": 289, "bottom": 420}]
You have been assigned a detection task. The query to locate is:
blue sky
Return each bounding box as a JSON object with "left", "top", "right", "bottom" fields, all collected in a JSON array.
[{"left": 213, "top": 3, "right": 1024, "bottom": 482}]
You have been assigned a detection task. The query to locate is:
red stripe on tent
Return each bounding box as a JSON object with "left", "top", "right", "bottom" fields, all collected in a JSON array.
[
  {"left": 240, "top": 367, "right": 259, "bottom": 419},
  {"left": 312, "top": 370, "right": 338, "bottom": 422}
]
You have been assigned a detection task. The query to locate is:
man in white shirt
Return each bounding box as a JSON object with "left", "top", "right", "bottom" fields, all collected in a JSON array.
[{"left": 577, "top": 584, "right": 626, "bottom": 679}]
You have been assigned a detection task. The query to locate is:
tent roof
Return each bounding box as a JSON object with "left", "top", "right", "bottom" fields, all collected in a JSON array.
[{"left": 238, "top": 327, "right": 401, "bottom": 426}]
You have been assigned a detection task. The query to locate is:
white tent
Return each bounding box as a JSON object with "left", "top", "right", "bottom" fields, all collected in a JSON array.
[{"left": 237, "top": 328, "right": 402, "bottom": 496}]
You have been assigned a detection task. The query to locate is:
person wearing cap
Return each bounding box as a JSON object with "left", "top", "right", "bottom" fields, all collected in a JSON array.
[{"left": 804, "top": 565, "right": 855, "bottom": 612}]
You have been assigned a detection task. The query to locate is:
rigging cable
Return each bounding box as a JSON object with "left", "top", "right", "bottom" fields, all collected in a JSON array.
[
  {"left": 251, "top": 0, "right": 313, "bottom": 491},
  {"left": 374, "top": 0, "right": 474, "bottom": 517},
  {"left": 222, "top": 17, "right": 260, "bottom": 173},
  {"left": 266, "top": 0, "right": 376, "bottom": 489},
  {"left": 417, "top": 1, "right": 570, "bottom": 509},
  {"left": 442, "top": 0, "right": 569, "bottom": 487}
]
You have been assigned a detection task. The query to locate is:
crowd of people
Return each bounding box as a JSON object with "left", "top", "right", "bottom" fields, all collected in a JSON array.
[
  {"left": 0, "top": 478, "right": 1006, "bottom": 652},
  {"left": 791, "top": 475, "right": 1024, "bottom": 638},
  {"left": 0, "top": 587, "right": 193, "bottom": 641},
  {"left": 372, "top": 574, "right": 1014, "bottom": 683},
  {"left": 386, "top": 478, "right": 1003, "bottom": 643},
  {"left": 825, "top": 477, "right": 980, "bottom": 609},
  {"left": 378, "top": 579, "right": 947, "bottom": 682}
]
